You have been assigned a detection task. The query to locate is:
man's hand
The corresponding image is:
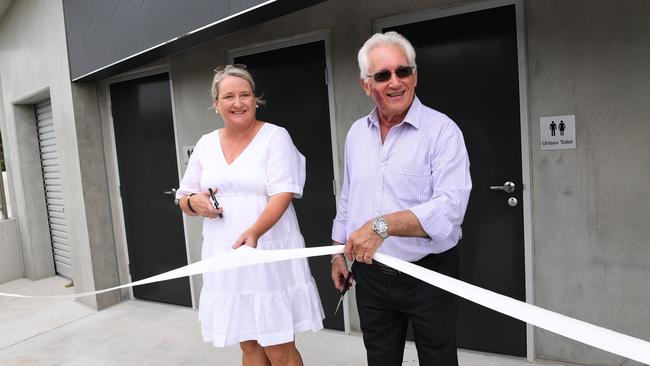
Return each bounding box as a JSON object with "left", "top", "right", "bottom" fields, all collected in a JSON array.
[
  {"left": 344, "top": 219, "right": 384, "bottom": 264},
  {"left": 331, "top": 255, "right": 351, "bottom": 291}
]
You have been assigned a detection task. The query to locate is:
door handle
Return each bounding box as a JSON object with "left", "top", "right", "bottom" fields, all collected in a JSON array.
[
  {"left": 490, "top": 181, "right": 515, "bottom": 193},
  {"left": 163, "top": 188, "right": 177, "bottom": 196}
]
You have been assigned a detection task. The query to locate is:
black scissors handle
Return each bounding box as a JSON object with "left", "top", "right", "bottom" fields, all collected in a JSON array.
[
  {"left": 341, "top": 270, "right": 353, "bottom": 294},
  {"left": 207, "top": 188, "right": 223, "bottom": 218},
  {"left": 334, "top": 261, "right": 354, "bottom": 316}
]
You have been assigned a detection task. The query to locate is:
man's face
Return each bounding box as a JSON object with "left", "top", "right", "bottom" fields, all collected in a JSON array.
[{"left": 361, "top": 44, "right": 417, "bottom": 123}]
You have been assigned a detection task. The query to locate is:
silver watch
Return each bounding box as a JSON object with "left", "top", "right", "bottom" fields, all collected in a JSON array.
[{"left": 371, "top": 216, "right": 389, "bottom": 239}]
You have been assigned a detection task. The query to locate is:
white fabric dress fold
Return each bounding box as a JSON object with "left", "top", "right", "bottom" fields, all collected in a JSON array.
[{"left": 177, "top": 122, "right": 324, "bottom": 347}]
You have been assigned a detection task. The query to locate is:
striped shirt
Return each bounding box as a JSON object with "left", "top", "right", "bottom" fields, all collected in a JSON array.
[{"left": 331, "top": 97, "right": 472, "bottom": 262}]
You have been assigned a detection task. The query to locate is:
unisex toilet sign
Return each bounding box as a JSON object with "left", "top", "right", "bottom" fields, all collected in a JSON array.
[{"left": 540, "top": 115, "right": 576, "bottom": 150}]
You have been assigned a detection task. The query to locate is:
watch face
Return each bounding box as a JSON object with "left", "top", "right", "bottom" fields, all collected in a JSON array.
[
  {"left": 373, "top": 217, "right": 388, "bottom": 237},
  {"left": 374, "top": 220, "right": 387, "bottom": 232}
]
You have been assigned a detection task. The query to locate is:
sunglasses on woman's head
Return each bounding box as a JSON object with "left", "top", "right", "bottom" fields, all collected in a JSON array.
[
  {"left": 213, "top": 63, "right": 247, "bottom": 73},
  {"left": 367, "top": 65, "right": 415, "bottom": 83}
]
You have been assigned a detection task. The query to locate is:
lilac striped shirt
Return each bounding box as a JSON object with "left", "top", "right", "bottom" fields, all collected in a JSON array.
[{"left": 331, "top": 97, "right": 472, "bottom": 262}]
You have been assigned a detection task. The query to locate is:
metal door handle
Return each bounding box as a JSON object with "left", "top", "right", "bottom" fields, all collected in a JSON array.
[
  {"left": 490, "top": 181, "right": 515, "bottom": 193},
  {"left": 163, "top": 188, "right": 177, "bottom": 196}
]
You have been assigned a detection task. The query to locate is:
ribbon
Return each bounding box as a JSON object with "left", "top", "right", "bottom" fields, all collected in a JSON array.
[
  {"left": 374, "top": 253, "right": 650, "bottom": 365},
  {"left": 1, "top": 246, "right": 649, "bottom": 364},
  {"left": 0, "top": 245, "right": 340, "bottom": 299}
]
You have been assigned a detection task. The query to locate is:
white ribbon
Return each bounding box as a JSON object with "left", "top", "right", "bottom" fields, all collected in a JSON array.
[
  {"left": 373, "top": 253, "right": 650, "bottom": 365},
  {"left": 0, "top": 245, "right": 340, "bottom": 299},
  {"left": 1, "top": 246, "right": 649, "bottom": 364}
]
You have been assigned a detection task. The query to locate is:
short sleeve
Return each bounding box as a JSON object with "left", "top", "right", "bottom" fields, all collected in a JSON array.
[
  {"left": 265, "top": 127, "right": 306, "bottom": 198},
  {"left": 176, "top": 135, "right": 205, "bottom": 199}
]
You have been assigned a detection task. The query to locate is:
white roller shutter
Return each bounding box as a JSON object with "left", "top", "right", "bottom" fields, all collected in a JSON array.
[{"left": 36, "top": 100, "right": 72, "bottom": 279}]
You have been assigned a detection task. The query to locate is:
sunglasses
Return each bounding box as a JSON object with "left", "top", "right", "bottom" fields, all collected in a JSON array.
[
  {"left": 213, "top": 63, "right": 247, "bottom": 73},
  {"left": 367, "top": 65, "right": 415, "bottom": 83}
]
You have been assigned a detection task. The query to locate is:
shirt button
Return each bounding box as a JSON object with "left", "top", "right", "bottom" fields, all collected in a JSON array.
[
  {"left": 379, "top": 162, "right": 386, "bottom": 167},
  {"left": 376, "top": 187, "right": 381, "bottom": 191}
]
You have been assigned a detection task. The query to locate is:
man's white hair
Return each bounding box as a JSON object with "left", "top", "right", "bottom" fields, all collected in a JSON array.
[{"left": 357, "top": 31, "right": 417, "bottom": 81}]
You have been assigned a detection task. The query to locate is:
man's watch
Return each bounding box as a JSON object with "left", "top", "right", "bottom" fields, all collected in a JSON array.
[{"left": 371, "top": 216, "right": 389, "bottom": 239}]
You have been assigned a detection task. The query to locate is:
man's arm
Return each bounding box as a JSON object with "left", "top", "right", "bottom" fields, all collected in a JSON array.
[
  {"left": 346, "top": 125, "right": 471, "bottom": 264},
  {"left": 343, "top": 210, "right": 425, "bottom": 263},
  {"left": 408, "top": 126, "right": 472, "bottom": 245}
]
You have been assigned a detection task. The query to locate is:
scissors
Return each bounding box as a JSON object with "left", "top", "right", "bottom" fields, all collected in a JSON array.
[
  {"left": 207, "top": 188, "right": 223, "bottom": 218},
  {"left": 334, "top": 258, "right": 354, "bottom": 316}
]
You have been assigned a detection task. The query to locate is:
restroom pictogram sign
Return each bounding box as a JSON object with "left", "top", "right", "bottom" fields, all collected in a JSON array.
[{"left": 540, "top": 115, "right": 576, "bottom": 150}]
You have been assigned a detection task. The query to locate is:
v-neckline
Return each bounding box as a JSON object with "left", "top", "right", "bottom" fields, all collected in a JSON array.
[{"left": 217, "top": 123, "right": 266, "bottom": 166}]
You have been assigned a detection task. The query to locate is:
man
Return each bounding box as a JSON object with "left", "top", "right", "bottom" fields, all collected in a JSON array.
[{"left": 330, "top": 31, "right": 472, "bottom": 366}]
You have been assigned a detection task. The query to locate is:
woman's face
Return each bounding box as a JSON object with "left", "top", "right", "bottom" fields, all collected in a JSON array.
[{"left": 214, "top": 76, "right": 256, "bottom": 127}]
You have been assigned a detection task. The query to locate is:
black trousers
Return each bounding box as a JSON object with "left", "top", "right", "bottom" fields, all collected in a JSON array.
[{"left": 353, "top": 247, "right": 459, "bottom": 366}]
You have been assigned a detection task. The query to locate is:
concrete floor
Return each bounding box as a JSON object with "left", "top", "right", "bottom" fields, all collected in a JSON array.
[{"left": 0, "top": 276, "right": 566, "bottom": 366}]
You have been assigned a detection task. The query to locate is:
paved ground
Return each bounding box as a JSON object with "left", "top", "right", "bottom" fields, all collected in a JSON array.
[{"left": 0, "top": 276, "right": 566, "bottom": 366}]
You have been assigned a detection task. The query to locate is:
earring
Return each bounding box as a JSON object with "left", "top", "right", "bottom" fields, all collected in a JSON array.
[{"left": 256, "top": 104, "right": 259, "bottom": 109}]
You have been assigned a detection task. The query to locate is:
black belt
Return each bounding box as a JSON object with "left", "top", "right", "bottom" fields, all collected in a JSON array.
[
  {"left": 374, "top": 260, "right": 400, "bottom": 275},
  {"left": 372, "top": 251, "right": 451, "bottom": 276}
]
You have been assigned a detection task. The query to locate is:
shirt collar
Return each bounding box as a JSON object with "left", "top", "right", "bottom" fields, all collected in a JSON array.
[{"left": 366, "top": 96, "right": 423, "bottom": 130}]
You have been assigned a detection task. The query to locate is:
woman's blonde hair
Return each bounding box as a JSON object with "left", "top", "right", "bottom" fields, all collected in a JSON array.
[{"left": 210, "top": 65, "right": 265, "bottom": 106}]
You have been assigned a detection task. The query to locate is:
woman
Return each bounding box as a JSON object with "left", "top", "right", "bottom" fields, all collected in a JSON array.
[{"left": 176, "top": 64, "right": 324, "bottom": 366}]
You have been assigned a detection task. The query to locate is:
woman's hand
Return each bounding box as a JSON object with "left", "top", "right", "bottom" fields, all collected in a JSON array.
[
  {"left": 188, "top": 190, "right": 223, "bottom": 218},
  {"left": 232, "top": 229, "right": 260, "bottom": 249},
  {"left": 231, "top": 192, "right": 293, "bottom": 249}
]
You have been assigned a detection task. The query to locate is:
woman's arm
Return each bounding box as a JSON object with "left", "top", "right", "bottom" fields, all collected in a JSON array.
[
  {"left": 232, "top": 192, "right": 293, "bottom": 248},
  {"left": 178, "top": 194, "right": 197, "bottom": 216}
]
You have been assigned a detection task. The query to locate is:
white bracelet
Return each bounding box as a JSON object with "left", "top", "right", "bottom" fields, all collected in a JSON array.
[{"left": 330, "top": 254, "right": 344, "bottom": 264}]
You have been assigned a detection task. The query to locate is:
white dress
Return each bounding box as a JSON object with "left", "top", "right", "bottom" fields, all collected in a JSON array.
[{"left": 177, "top": 123, "right": 324, "bottom": 347}]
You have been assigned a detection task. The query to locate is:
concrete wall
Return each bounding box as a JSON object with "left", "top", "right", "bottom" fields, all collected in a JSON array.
[
  {"left": 11, "top": 103, "right": 55, "bottom": 279},
  {"left": 0, "top": 0, "right": 72, "bottom": 282},
  {"left": 1, "top": 171, "right": 11, "bottom": 218},
  {"left": 0, "top": 0, "right": 120, "bottom": 309},
  {"left": 0, "top": 218, "right": 23, "bottom": 283},
  {"left": 104, "top": 0, "right": 648, "bottom": 364},
  {"left": 70, "top": 82, "right": 120, "bottom": 308},
  {"left": 527, "top": 1, "right": 650, "bottom": 365}
]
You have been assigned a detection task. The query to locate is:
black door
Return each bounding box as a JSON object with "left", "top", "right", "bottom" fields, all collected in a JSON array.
[
  {"left": 110, "top": 73, "right": 192, "bottom": 307},
  {"left": 386, "top": 5, "right": 526, "bottom": 356},
  {"left": 234, "top": 41, "right": 342, "bottom": 330}
]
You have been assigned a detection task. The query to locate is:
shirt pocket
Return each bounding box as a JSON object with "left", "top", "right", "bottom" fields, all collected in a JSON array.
[
  {"left": 398, "top": 164, "right": 431, "bottom": 177},
  {"left": 391, "top": 163, "right": 434, "bottom": 204}
]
